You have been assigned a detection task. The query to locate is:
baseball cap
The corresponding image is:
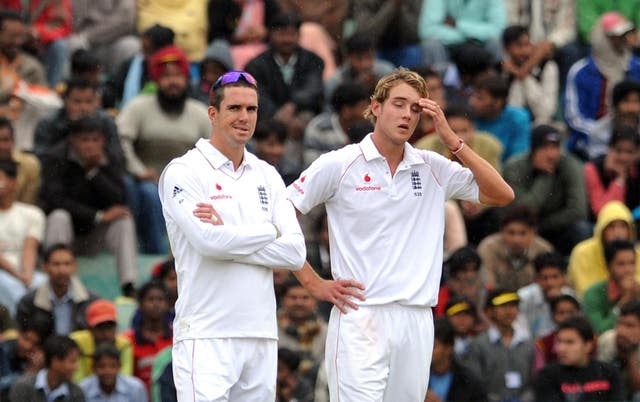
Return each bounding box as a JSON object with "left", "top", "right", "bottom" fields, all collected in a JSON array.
[
  {"left": 530, "top": 124, "right": 562, "bottom": 151},
  {"left": 445, "top": 301, "right": 474, "bottom": 316},
  {"left": 488, "top": 291, "right": 520, "bottom": 307},
  {"left": 86, "top": 299, "right": 117, "bottom": 327},
  {"left": 601, "top": 11, "right": 635, "bottom": 37}
]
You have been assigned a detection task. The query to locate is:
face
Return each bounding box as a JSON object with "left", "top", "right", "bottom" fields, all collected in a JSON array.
[
  {"left": 555, "top": 328, "right": 591, "bottom": 367},
  {"left": 602, "top": 220, "right": 631, "bottom": 242},
  {"left": 431, "top": 339, "right": 453, "bottom": 369},
  {"left": 16, "top": 330, "right": 40, "bottom": 359},
  {"left": 0, "top": 170, "right": 15, "bottom": 200},
  {"left": 209, "top": 86, "right": 258, "bottom": 150},
  {"left": 162, "top": 269, "right": 178, "bottom": 299},
  {"left": 616, "top": 314, "right": 640, "bottom": 351},
  {"left": 470, "top": 89, "right": 501, "bottom": 119},
  {"left": 609, "top": 249, "right": 636, "bottom": 283},
  {"left": 341, "top": 100, "right": 369, "bottom": 128},
  {"left": 489, "top": 302, "right": 519, "bottom": 328},
  {"left": 94, "top": 356, "right": 120, "bottom": 390},
  {"left": 64, "top": 88, "right": 97, "bottom": 121},
  {"left": 501, "top": 221, "right": 535, "bottom": 256},
  {"left": 157, "top": 63, "right": 188, "bottom": 98},
  {"left": 608, "top": 139, "right": 638, "bottom": 170},
  {"left": 447, "top": 116, "right": 475, "bottom": 143},
  {"left": 448, "top": 265, "right": 480, "bottom": 300},
  {"left": 552, "top": 300, "right": 579, "bottom": 325},
  {"left": 90, "top": 322, "right": 117, "bottom": 345},
  {"left": 537, "top": 266, "right": 566, "bottom": 299},
  {"left": 44, "top": 249, "right": 77, "bottom": 290},
  {"left": 448, "top": 312, "right": 475, "bottom": 334},
  {"left": 532, "top": 143, "right": 562, "bottom": 169},
  {"left": 348, "top": 50, "right": 374, "bottom": 75},
  {"left": 69, "top": 131, "right": 105, "bottom": 162},
  {"left": 0, "top": 20, "right": 26, "bottom": 59},
  {"left": 506, "top": 33, "right": 533, "bottom": 66},
  {"left": 254, "top": 135, "right": 285, "bottom": 167},
  {"left": 425, "top": 75, "right": 446, "bottom": 109},
  {"left": 140, "top": 287, "right": 169, "bottom": 321},
  {"left": 51, "top": 349, "right": 79, "bottom": 381},
  {"left": 283, "top": 286, "right": 317, "bottom": 322},
  {"left": 372, "top": 82, "right": 423, "bottom": 146},
  {"left": 617, "top": 92, "right": 640, "bottom": 115},
  {"left": 202, "top": 61, "right": 227, "bottom": 84},
  {"left": 270, "top": 26, "right": 299, "bottom": 57}
]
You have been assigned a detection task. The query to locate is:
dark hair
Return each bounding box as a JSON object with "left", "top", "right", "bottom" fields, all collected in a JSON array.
[
  {"left": 71, "top": 49, "right": 101, "bottom": 75},
  {"left": 604, "top": 239, "right": 635, "bottom": 266},
  {"left": 444, "top": 104, "right": 474, "bottom": 121},
  {"left": 269, "top": 12, "right": 302, "bottom": 31},
  {"left": 331, "top": 83, "right": 369, "bottom": 112},
  {"left": 608, "top": 124, "right": 640, "bottom": 148},
  {"left": 278, "top": 348, "right": 301, "bottom": 372},
  {"left": 620, "top": 300, "right": 640, "bottom": 321},
  {"left": 434, "top": 317, "right": 455, "bottom": 346},
  {"left": 142, "top": 24, "right": 175, "bottom": 52},
  {"left": 68, "top": 115, "right": 105, "bottom": 137},
  {"left": 549, "top": 294, "right": 581, "bottom": 314},
  {"left": 533, "top": 252, "right": 566, "bottom": 274},
  {"left": 499, "top": 204, "right": 537, "bottom": 229},
  {"left": 344, "top": 34, "right": 375, "bottom": 54},
  {"left": 557, "top": 315, "right": 594, "bottom": 342},
  {"left": 414, "top": 66, "right": 441, "bottom": 81},
  {"left": 451, "top": 42, "right": 494, "bottom": 78},
  {"left": 0, "top": 116, "right": 14, "bottom": 140},
  {"left": 473, "top": 75, "right": 510, "bottom": 101},
  {"left": 19, "top": 316, "right": 53, "bottom": 343},
  {"left": 43, "top": 335, "right": 79, "bottom": 368},
  {"left": 253, "top": 119, "right": 287, "bottom": 144},
  {"left": 63, "top": 77, "right": 97, "bottom": 98},
  {"left": 282, "top": 276, "right": 305, "bottom": 296},
  {"left": 502, "top": 25, "right": 529, "bottom": 47},
  {"left": 155, "top": 258, "right": 175, "bottom": 281},
  {"left": 0, "top": 159, "right": 17, "bottom": 178},
  {"left": 612, "top": 80, "right": 640, "bottom": 108},
  {"left": 447, "top": 246, "right": 481, "bottom": 278},
  {"left": 137, "top": 280, "right": 169, "bottom": 304},
  {"left": 93, "top": 343, "right": 121, "bottom": 363},
  {"left": 0, "top": 10, "right": 23, "bottom": 30},
  {"left": 43, "top": 243, "right": 74, "bottom": 263},
  {"left": 209, "top": 79, "right": 257, "bottom": 109}
]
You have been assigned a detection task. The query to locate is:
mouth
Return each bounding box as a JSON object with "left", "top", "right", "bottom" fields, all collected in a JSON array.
[
  {"left": 233, "top": 126, "right": 250, "bottom": 134},
  {"left": 398, "top": 124, "right": 409, "bottom": 131}
]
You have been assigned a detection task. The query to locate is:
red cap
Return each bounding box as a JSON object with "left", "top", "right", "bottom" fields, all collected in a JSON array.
[
  {"left": 86, "top": 299, "right": 117, "bottom": 327},
  {"left": 149, "top": 45, "right": 190, "bottom": 82}
]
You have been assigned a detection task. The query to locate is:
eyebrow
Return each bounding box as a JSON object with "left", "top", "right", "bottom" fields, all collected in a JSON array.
[{"left": 390, "top": 96, "right": 419, "bottom": 104}]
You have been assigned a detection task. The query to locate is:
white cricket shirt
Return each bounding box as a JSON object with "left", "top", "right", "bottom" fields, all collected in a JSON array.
[
  {"left": 159, "top": 139, "right": 306, "bottom": 341},
  {"left": 287, "top": 134, "right": 479, "bottom": 307}
]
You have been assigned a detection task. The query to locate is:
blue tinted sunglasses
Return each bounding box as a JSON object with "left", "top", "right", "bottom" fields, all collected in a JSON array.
[{"left": 211, "top": 71, "right": 258, "bottom": 91}]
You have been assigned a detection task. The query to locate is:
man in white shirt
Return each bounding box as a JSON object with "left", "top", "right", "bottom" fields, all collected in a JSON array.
[
  {"left": 287, "top": 68, "right": 514, "bottom": 401},
  {"left": 158, "top": 71, "right": 306, "bottom": 401}
]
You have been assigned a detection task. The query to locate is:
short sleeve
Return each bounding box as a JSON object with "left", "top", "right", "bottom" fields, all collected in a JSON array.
[{"left": 286, "top": 151, "right": 344, "bottom": 214}]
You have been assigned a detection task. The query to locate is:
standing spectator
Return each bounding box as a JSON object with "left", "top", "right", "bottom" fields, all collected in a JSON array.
[
  {"left": 501, "top": 25, "right": 559, "bottom": 126},
  {"left": 533, "top": 294, "right": 582, "bottom": 370},
  {"left": 16, "top": 244, "right": 97, "bottom": 336},
  {"left": 0, "top": 10, "right": 46, "bottom": 86},
  {"left": 503, "top": 124, "right": 590, "bottom": 256},
  {"left": 352, "top": 0, "right": 423, "bottom": 68},
  {"left": 40, "top": 116, "right": 137, "bottom": 297},
  {"left": 471, "top": 75, "right": 531, "bottom": 162},
  {"left": 0, "top": 117, "right": 40, "bottom": 204},
  {"left": 535, "top": 315, "right": 624, "bottom": 402},
  {"left": 478, "top": 204, "right": 554, "bottom": 292},
  {"left": 252, "top": 119, "right": 300, "bottom": 185}
]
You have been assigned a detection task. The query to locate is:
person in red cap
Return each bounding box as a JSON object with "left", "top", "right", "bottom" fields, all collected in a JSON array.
[{"left": 69, "top": 299, "right": 133, "bottom": 382}]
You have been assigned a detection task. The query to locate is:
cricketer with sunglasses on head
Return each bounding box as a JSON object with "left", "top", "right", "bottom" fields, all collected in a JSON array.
[{"left": 158, "top": 71, "right": 309, "bottom": 401}]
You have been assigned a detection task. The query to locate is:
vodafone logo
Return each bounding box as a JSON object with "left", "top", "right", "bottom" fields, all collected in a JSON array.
[
  {"left": 364, "top": 174, "right": 371, "bottom": 182},
  {"left": 300, "top": 176, "right": 306, "bottom": 183},
  {"left": 211, "top": 183, "right": 231, "bottom": 199},
  {"left": 215, "top": 183, "right": 222, "bottom": 190},
  {"left": 356, "top": 173, "right": 380, "bottom": 191}
]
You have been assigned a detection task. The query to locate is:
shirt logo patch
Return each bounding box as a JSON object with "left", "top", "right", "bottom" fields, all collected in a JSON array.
[
  {"left": 300, "top": 176, "right": 306, "bottom": 183},
  {"left": 172, "top": 186, "right": 183, "bottom": 198},
  {"left": 355, "top": 173, "right": 381, "bottom": 191},
  {"left": 257, "top": 185, "right": 269, "bottom": 211},
  {"left": 364, "top": 173, "right": 371, "bottom": 182},
  {"left": 411, "top": 170, "right": 423, "bottom": 196}
]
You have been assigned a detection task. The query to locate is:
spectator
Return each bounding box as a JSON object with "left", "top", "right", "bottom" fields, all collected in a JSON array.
[
  {"left": 276, "top": 348, "right": 314, "bottom": 402},
  {"left": 117, "top": 45, "right": 209, "bottom": 254},
  {"left": 462, "top": 288, "right": 534, "bottom": 402},
  {"left": 303, "top": 83, "right": 370, "bottom": 168},
  {"left": 410, "top": 67, "right": 448, "bottom": 144},
  {"left": 150, "top": 259, "right": 177, "bottom": 312},
  {"left": 503, "top": 124, "right": 590, "bottom": 256},
  {"left": 66, "top": 0, "right": 139, "bottom": 75},
  {"left": 122, "top": 281, "right": 173, "bottom": 392},
  {"left": 597, "top": 300, "right": 640, "bottom": 400},
  {"left": 419, "top": 0, "right": 506, "bottom": 70},
  {"left": 444, "top": 296, "right": 486, "bottom": 358},
  {"left": 584, "top": 126, "right": 640, "bottom": 219},
  {"left": 40, "top": 115, "right": 137, "bottom": 297},
  {"left": 0, "top": 117, "right": 40, "bottom": 204},
  {"left": 149, "top": 345, "right": 175, "bottom": 402},
  {"left": 568, "top": 200, "right": 640, "bottom": 297},
  {"left": 471, "top": 75, "right": 531, "bottom": 161},
  {"left": 442, "top": 41, "right": 496, "bottom": 107},
  {"left": 0, "top": 159, "right": 47, "bottom": 314},
  {"left": 516, "top": 252, "right": 576, "bottom": 339},
  {"left": 0, "top": 10, "right": 46, "bottom": 86},
  {"left": 425, "top": 317, "right": 487, "bottom": 402},
  {"left": 535, "top": 315, "right": 624, "bottom": 401},
  {"left": 79, "top": 343, "right": 147, "bottom": 402},
  {"left": 533, "top": 294, "right": 582, "bottom": 370},
  {"left": 501, "top": 25, "right": 559, "bottom": 125},
  {"left": 352, "top": 0, "right": 423, "bottom": 68},
  {"left": 478, "top": 204, "right": 553, "bottom": 292},
  {"left": 577, "top": 1, "right": 640, "bottom": 45},
  {"left": 68, "top": 49, "right": 111, "bottom": 110},
  {"left": 565, "top": 11, "right": 640, "bottom": 160},
  {"left": 9, "top": 335, "right": 83, "bottom": 402},
  {"left": 252, "top": 119, "right": 300, "bottom": 185},
  {"left": 194, "top": 41, "right": 233, "bottom": 105},
  {"left": 70, "top": 300, "right": 133, "bottom": 382},
  {"left": 16, "top": 244, "right": 97, "bottom": 336},
  {"left": 584, "top": 239, "right": 640, "bottom": 334}
]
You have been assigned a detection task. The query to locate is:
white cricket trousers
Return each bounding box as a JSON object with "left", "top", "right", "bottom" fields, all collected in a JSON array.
[
  {"left": 172, "top": 338, "right": 277, "bottom": 402},
  {"left": 326, "top": 304, "right": 433, "bottom": 402}
]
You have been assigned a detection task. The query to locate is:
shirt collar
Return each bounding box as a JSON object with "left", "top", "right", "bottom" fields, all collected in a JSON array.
[
  {"left": 48, "top": 286, "right": 73, "bottom": 304},
  {"left": 274, "top": 52, "right": 298, "bottom": 68},
  {"left": 359, "top": 134, "right": 426, "bottom": 167},
  {"left": 85, "top": 375, "right": 127, "bottom": 398},
  {"left": 195, "top": 138, "right": 256, "bottom": 170},
  {"left": 488, "top": 325, "right": 529, "bottom": 347},
  {"left": 35, "top": 369, "right": 70, "bottom": 400}
]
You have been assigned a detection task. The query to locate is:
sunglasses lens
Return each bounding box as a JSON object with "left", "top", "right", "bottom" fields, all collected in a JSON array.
[{"left": 212, "top": 71, "right": 257, "bottom": 91}]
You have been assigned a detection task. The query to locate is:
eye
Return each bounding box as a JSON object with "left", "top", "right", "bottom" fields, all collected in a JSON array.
[{"left": 411, "top": 104, "right": 421, "bottom": 113}]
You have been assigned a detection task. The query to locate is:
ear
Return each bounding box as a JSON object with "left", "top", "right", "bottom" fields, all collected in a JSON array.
[
  {"left": 371, "top": 99, "right": 381, "bottom": 118},
  {"left": 208, "top": 106, "right": 217, "bottom": 123}
]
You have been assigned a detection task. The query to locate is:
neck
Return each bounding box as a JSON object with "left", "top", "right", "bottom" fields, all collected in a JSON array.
[
  {"left": 46, "top": 370, "right": 63, "bottom": 391},
  {"left": 209, "top": 137, "right": 244, "bottom": 170},
  {"left": 0, "top": 196, "right": 12, "bottom": 210},
  {"left": 142, "top": 317, "right": 165, "bottom": 332},
  {"left": 100, "top": 382, "right": 116, "bottom": 395},
  {"left": 370, "top": 131, "right": 405, "bottom": 175},
  {"left": 52, "top": 283, "right": 69, "bottom": 299},
  {"left": 497, "top": 323, "right": 514, "bottom": 338},
  {"left": 431, "top": 358, "right": 452, "bottom": 375}
]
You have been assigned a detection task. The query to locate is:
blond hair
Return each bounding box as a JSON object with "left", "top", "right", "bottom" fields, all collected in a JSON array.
[{"left": 363, "top": 67, "right": 429, "bottom": 124}]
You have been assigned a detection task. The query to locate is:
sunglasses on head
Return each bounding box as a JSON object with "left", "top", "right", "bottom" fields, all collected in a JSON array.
[{"left": 211, "top": 71, "right": 258, "bottom": 91}]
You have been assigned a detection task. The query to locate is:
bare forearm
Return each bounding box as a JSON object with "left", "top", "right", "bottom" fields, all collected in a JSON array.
[
  {"left": 454, "top": 144, "right": 514, "bottom": 206},
  {"left": 20, "top": 237, "right": 39, "bottom": 280}
]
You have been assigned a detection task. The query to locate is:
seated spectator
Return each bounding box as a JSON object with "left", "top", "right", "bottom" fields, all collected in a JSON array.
[
  {"left": 0, "top": 10, "right": 47, "bottom": 86},
  {"left": 150, "top": 345, "right": 175, "bottom": 402},
  {"left": 252, "top": 119, "right": 300, "bottom": 185},
  {"left": 410, "top": 67, "right": 447, "bottom": 144},
  {"left": 194, "top": 41, "right": 233, "bottom": 105},
  {"left": 516, "top": 252, "right": 575, "bottom": 339},
  {"left": 565, "top": 12, "right": 640, "bottom": 160},
  {"left": 117, "top": 45, "right": 210, "bottom": 254},
  {"left": 69, "top": 49, "right": 116, "bottom": 111},
  {"left": 535, "top": 315, "right": 624, "bottom": 401},
  {"left": 324, "top": 34, "right": 395, "bottom": 103},
  {"left": 70, "top": 299, "right": 133, "bottom": 382},
  {"left": 33, "top": 77, "right": 124, "bottom": 162},
  {"left": 597, "top": 300, "right": 640, "bottom": 400},
  {"left": 462, "top": 289, "right": 534, "bottom": 402},
  {"left": 16, "top": 244, "right": 97, "bottom": 336},
  {"left": 478, "top": 204, "right": 553, "bottom": 292},
  {"left": 442, "top": 41, "right": 496, "bottom": 107},
  {"left": 585, "top": 126, "right": 640, "bottom": 219},
  {"left": 0, "top": 118, "right": 40, "bottom": 204},
  {"left": 426, "top": 317, "right": 487, "bottom": 402},
  {"left": 471, "top": 75, "right": 531, "bottom": 161},
  {"left": 419, "top": 0, "right": 506, "bottom": 70},
  {"left": 303, "top": 83, "right": 370, "bottom": 168},
  {"left": 584, "top": 239, "right": 640, "bottom": 334},
  {"left": 444, "top": 296, "right": 486, "bottom": 358},
  {"left": 0, "top": 159, "right": 47, "bottom": 314},
  {"left": 534, "top": 294, "right": 582, "bottom": 370},
  {"left": 122, "top": 281, "right": 173, "bottom": 392},
  {"left": 80, "top": 343, "right": 147, "bottom": 402},
  {"left": 501, "top": 25, "right": 559, "bottom": 126},
  {"left": 568, "top": 201, "right": 640, "bottom": 297},
  {"left": 276, "top": 348, "right": 315, "bottom": 402},
  {"left": 0, "top": 318, "right": 50, "bottom": 399},
  {"left": 9, "top": 335, "right": 84, "bottom": 402},
  {"left": 503, "top": 124, "right": 590, "bottom": 256}
]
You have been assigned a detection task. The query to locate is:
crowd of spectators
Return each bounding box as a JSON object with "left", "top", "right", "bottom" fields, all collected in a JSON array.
[{"left": 3, "top": 0, "right": 640, "bottom": 401}]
